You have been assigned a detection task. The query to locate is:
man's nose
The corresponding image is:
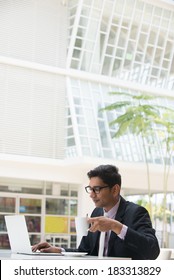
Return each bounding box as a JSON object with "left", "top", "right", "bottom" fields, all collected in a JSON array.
[{"left": 90, "top": 190, "right": 96, "bottom": 198}]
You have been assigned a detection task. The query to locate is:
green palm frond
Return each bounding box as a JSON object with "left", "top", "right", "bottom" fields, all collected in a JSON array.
[
  {"left": 133, "top": 94, "right": 155, "bottom": 100},
  {"left": 108, "top": 91, "right": 133, "bottom": 98},
  {"left": 109, "top": 91, "right": 156, "bottom": 101},
  {"left": 103, "top": 91, "right": 174, "bottom": 146},
  {"left": 101, "top": 101, "right": 131, "bottom": 111}
]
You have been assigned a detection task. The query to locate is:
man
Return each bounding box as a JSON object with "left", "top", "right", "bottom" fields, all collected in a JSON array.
[{"left": 32, "top": 164, "right": 160, "bottom": 259}]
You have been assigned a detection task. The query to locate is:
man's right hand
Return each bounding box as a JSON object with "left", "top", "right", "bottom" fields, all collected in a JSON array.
[{"left": 32, "top": 242, "right": 62, "bottom": 253}]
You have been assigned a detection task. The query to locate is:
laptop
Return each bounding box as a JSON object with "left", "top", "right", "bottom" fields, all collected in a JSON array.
[{"left": 5, "top": 215, "right": 62, "bottom": 256}]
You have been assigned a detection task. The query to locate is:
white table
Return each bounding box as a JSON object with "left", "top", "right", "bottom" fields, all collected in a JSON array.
[
  {"left": 0, "top": 250, "right": 131, "bottom": 260},
  {"left": 2, "top": 249, "right": 173, "bottom": 260}
]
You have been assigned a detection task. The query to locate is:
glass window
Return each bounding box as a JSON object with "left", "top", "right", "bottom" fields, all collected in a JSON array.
[
  {"left": 70, "top": 17, "right": 75, "bottom": 26},
  {"left": 91, "top": 139, "right": 100, "bottom": 157},
  {"left": 118, "top": 35, "right": 126, "bottom": 48},
  {"left": 151, "top": 67, "right": 159, "bottom": 76},
  {"left": 47, "top": 235, "right": 70, "bottom": 248},
  {"left": 19, "top": 198, "right": 41, "bottom": 214},
  {"left": 77, "top": 27, "right": 86, "bottom": 37},
  {"left": 162, "top": 60, "right": 169, "bottom": 69},
  {"left": 85, "top": 110, "right": 95, "bottom": 126},
  {"left": 0, "top": 186, "right": 9, "bottom": 192},
  {"left": 98, "top": 120, "right": 109, "bottom": 147},
  {"left": 0, "top": 197, "right": 15, "bottom": 213},
  {"left": 152, "top": 16, "right": 161, "bottom": 26},
  {"left": 79, "top": 17, "right": 88, "bottom": 27},
  {"left": 69, "top": 6, "right": 77, "bottom": 16},
  {"left": 60, "top": 186, "right": 69, "bottom": 196},
  {"left": 77, "top": 117, "right": 85, "bottom": 125},
  {"left": 45, "top": 184, "right": 78, "bottom": 198},
  {"left": 67, "top": 127, "right": 74, "bottom": 136},
  {"left": 70, "top": 235, "right": 77, "bottom": 249},
  {"left": 72, "top": 49, "right": 81, "bottom": 59},
  {"left": 113, "top": 59, "right": 121, "bottom": 71},
  {"left": 106, "top": 46, "right": 114, "bottom": 55},
  {"left": 81, "top": 52, "right": 92, "bottom": 71},
  {"left": 88, "top": 128, "right": 98, "bottom": 138},
  {"left": 84, "top": 40, "right": 95, "bottom": 50},
  {"left": 70, "top": 189, "right": 78, "bottom": 197},
  {"left": 72, "top": 87, "right": 80, "bottom": 96},
  {"left": 0, "top": 215, "right": 7, "bottom": 231},
  {"left": 74, "top": 97, "right": 81, "bottom": 105},
  {"left": 67, "top": 117, "right": 72, "bottom": 126},
  {"left": 149, "top": 31, "right": 156, "bottom": 45},
  {"left": 70, "top": 185, "right": 78, "bottom": 197},
  {"left": 0, "top": 181, "right": 43, "bottom": 195},
  {"left": 25, "top": 216, "right": 41, "bottom": 233},
  {"left": 103, "top": 149, "right": 113, "bottom": 158},
  {"left": 71, "top": 59, "right": 79, "bottom": 69},
  {"left": 70, "top": 199, "right": 77, "bottom": 216},
  {"left": 75, "top": 107, "right": 83, "bottom": 115},
  {"left": 46, "top": 198, "right": 68, "bottom": 215},
  {"left": 80, "top": 137, "right": 89, "bottom": 145},
  {"left": 130, "top": 28, "right": 138, "bottom": 40},
  {"left": 0, "top": 234, "right": 10, "bottom": 249},
  {"left": 139, "top": 33, "right": 147, "bottom": 47},
  {"left": 82, "top": 147, "right": 91, "bottom": 155},
  {"left": 116, "top": 48, "right": 124, "bottom": 58},
  {"left": 70, "top": 218, "right": 76, "bottom": 233},
  {"left": 100, "top": 33, "right": 106, "bottom": 55},
  {"left": 108, "top": 29, "right": 116, "bottom": 45},
  {"left": 78, "top": 126, "right": 87, "bottom": 135},
  {"left": 83, "top": 99, "right": 92, "bottom": 107},
  {"left": 67, "top": 137, "right": 76, "bottom": 146},
  {"left": 75, "top": 38, "right": 83, "bottom": 48},
  {"left": 157, "top": 36, "right": 165, "bottom": 48},
  {"left": 154, "top": 7, "right": 162, "bottom": 16},
  {"left": 29, "top": 234, "right": 41, "bottom": 245},
  {"left": 102, "top": 56, "right": 112, "bottom": 75}
]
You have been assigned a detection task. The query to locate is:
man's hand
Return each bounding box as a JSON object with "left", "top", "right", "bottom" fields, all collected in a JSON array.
[
  {"left": 32, "top": 242, "right": 62, "bottom": 253},
  {"left": 88, "top": 216, "right": 123, "bottom": 235}
]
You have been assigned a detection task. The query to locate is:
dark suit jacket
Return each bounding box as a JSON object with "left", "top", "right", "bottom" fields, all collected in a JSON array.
[{"left": 77, "top": 196, "right": 160, "bottom": 260}]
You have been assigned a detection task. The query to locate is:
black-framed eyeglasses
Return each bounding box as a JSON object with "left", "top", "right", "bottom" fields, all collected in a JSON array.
[{"left": 85, "top": 185, "right": 110, "bottom": 194}]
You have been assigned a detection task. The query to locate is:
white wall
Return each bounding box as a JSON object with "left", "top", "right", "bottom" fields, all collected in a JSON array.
[{"left": 1, "top": 155, "right": 173, "bottom": 194}]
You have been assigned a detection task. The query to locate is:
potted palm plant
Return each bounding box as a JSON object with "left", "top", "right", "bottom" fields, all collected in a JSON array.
[
  {"left": 155, "top": 111, "right": 174, "bottom": 246},
  {"left": 102, "top": 91, "right": 174, "bottom": 246}
]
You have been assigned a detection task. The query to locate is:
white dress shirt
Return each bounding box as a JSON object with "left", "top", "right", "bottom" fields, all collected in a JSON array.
[{"left": 103, "top": 198, "right": 128, "bottom": 255}]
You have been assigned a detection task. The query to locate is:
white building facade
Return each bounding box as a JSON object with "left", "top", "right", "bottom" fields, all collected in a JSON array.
[{"left": 0, "top": 0, "right": 174, "bottom": 249}]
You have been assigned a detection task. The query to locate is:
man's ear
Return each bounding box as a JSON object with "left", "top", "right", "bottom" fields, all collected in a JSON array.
[{"left": 112, "top": 184, "right": 120, "bottom": 196}]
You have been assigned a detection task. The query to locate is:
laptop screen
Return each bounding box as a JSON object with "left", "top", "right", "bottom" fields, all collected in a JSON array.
[{"left": 5, "top": 215, "right": 32, "bottom": 254}]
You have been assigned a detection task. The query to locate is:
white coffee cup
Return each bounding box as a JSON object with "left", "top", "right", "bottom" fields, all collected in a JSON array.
[{"left": 75, "top": 216, "right": 89, "bottom": 237}]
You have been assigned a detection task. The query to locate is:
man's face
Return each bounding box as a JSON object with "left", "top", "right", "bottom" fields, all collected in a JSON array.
[{"left": 88, "top": 176, "right": 119, "bottom": 211}]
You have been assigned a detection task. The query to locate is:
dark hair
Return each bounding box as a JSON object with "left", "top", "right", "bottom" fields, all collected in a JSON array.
[{"left": 87, "top": 165, "right": 121, "bottom": 187}]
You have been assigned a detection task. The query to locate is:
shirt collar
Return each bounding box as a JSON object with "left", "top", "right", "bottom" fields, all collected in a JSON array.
[{"left": 104, "top": 197, "right": 120, "bottom": 219}]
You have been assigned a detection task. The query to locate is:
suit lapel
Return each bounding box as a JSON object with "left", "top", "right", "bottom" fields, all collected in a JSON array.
[{"left": 115, "top": 196, "right": 127, "bottom": 222}]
